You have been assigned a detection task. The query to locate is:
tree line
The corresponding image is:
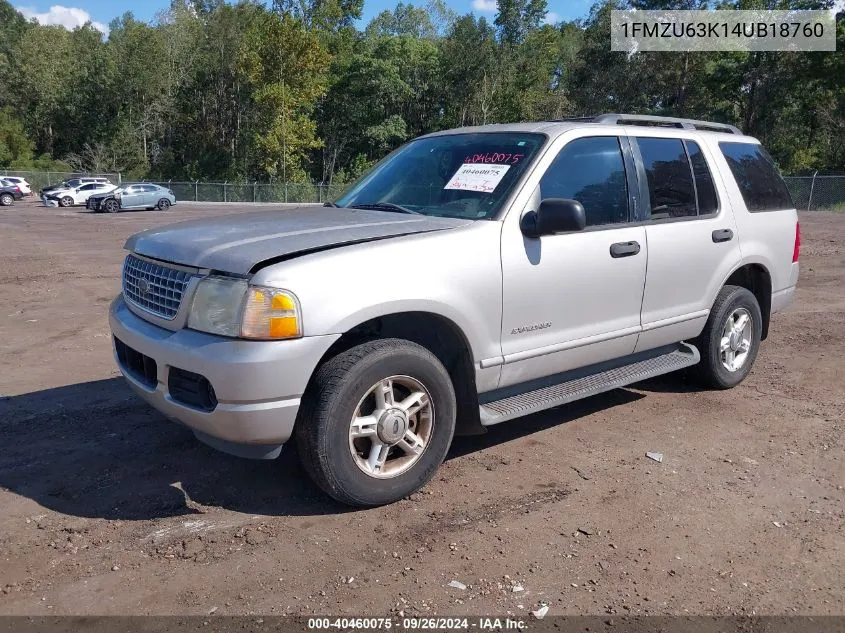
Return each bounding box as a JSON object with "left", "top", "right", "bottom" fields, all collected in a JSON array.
[{"left": 0, "top": 0, "right": 842, "bottom": 184}]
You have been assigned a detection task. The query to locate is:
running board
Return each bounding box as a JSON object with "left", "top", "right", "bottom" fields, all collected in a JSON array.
[{"left": 479, "top": 343, "right": 700, "bottom": 426}]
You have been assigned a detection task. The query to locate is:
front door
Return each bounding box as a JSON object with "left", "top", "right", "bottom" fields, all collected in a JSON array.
[
  {"left": 121, "top": 185, "right": 144, "bottom": 208},
  {"left": 499, "top": 134, "right": 647, "bottom": 388}
]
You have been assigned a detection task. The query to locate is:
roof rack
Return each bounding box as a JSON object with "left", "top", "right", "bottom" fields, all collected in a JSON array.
[{"left": 592, "top": 113, "right": 742, "bottom": 135}]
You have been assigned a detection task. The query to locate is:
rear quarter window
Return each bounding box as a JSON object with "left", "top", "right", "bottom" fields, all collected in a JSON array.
[{"left": 719, "top": 142, "right": 793, "bottom": 212}]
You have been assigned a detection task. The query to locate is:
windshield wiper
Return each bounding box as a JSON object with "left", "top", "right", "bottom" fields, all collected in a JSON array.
[
  {"left": 348, "top": 202, "right": 423, "bottom": 215},
  {"left": 323, "top": 201, "right": 338, "bottom": 207}
]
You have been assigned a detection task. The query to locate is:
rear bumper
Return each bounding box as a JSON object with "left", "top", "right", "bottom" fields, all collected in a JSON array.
[
  {"left": 772, "top": 286, "right": 796, "bottom": 313},
  {"left": 109, "top": 296, "right": 340, "bottom": 457},
  {"left": 772, "top": 263, "right": 799, "bottom": 314}
]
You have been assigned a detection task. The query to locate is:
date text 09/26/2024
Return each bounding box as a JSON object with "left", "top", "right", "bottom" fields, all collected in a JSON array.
[{"left": 307, "top": 617, "right": 528, "bottom": 630}]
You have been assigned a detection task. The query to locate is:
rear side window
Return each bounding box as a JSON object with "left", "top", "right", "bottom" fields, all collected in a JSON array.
[
  {"left": 719, "top": 142, "right": 793, "bottom": 212},
  {"left": 540, "top": 136, "right": 629, "bottom": 227},
  {"left": 686, "top": 141, "right": 718, "bottom": 214},
  {"left": 636, "top": 138, "right": 697, "bottom": 219}
]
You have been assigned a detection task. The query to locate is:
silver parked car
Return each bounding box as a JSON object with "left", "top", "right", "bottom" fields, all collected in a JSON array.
[
  {"left": 88, "top": 183, "right": 176, "bottom": 212},
  {"left": 109, "top": 114, "right": 799, "bottom": 506},
  {"left": 115, "top": 184, "right": 176, "bottom": 211}
]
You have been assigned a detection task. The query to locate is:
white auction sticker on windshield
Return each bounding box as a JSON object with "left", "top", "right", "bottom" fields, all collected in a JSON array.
[{"left": 444, "top": 163, "right": 511, "bottom": 193}]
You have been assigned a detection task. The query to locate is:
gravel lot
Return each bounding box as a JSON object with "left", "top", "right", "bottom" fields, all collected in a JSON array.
[{"left": 0, "top": 200, "right": 842, "bottom": 616}]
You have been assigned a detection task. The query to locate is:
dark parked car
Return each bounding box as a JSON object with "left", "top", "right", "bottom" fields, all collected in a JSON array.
[
  {"left": 88, "top": 183, "right": 176, "bottom": 212},
  {"left": 0, "top": 181, "right": 24, "bottom": 206}
]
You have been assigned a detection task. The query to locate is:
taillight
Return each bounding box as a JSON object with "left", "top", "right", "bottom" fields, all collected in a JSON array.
[{"left": 792, "top": 222, "right": 800, "bottom": 263}]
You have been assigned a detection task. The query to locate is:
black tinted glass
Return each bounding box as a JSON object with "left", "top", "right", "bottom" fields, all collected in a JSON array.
[
  {"left": 335, "top": 133, "right": 544, "bottom": 220},
  {"left": 719, "top": 142, "right": 793, "bottom": 212},
  {"left": 539, "top": 136, "right": 628, "bottom": 226},
  {"left": 686, "top": 141, "right": 718, "bottom": 214},
  {"left": 638, "top": 138, "right": 696, "bottom": 219}
]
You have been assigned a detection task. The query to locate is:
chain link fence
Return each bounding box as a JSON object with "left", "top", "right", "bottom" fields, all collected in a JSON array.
[
  {"left": 0, "top": 171, "right": 346, "bottom": 203},
  {"left": 4, "top": 169, "right": 843, "bottom": 210},
  {"left": 783, "top": 174, "right": 845, "bottom": 211},
  {"left": 148, "top": 181, "right": 347, "bottom": 204}
]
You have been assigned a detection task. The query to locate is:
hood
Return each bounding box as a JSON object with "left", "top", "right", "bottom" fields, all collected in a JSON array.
[{"left": 125, "top": 205, "right": 473, "bottom": 275}]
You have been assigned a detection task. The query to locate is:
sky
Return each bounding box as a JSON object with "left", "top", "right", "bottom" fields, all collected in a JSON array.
[{"left": 14, "top": 0, "right": 594, "bottom": 36}]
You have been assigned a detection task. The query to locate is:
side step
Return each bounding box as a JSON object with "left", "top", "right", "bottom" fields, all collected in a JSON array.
[{"left": 479, "top": 343, "right": 700, "bottom": 426}]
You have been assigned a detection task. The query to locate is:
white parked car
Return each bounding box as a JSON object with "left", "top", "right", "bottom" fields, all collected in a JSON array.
[
  {"left": 43, "top": 182, "right": 117, "bottom": 207},
  {"left": 1, "top": 176, "right": 32, "bottom": 195}
]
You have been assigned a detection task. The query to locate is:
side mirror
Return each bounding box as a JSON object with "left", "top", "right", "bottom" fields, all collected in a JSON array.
[{"left": 520, "top": 198, "right": 586, "bottom": 238}]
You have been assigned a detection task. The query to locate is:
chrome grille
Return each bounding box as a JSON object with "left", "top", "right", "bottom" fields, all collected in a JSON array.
[{"left": 122, "top": 254, "right": 193, "bottom": 320}]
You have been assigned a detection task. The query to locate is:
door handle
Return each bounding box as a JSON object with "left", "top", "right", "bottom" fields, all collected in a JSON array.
[
  {"left": 712, "top": 228, "right": 734, "bottom": 243},
  {"left": 610, "top": 241, "right": 641, "bottom": 258}
]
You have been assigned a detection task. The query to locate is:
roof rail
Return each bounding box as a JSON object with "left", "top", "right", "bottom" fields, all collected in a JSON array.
[{"left": 592, "top": 113, "right": 742, "bottom": 135}]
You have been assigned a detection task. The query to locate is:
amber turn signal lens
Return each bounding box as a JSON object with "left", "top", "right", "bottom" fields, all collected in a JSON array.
[{"left": 240, "top": 287, "right": 302, "bottom": 339}]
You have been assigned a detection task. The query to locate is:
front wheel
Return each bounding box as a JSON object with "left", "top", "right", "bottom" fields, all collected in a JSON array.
[
  {"left": 0, "top": 193, "right": 13, "bottom": 206},
  {"left": 104, "top": 199, "right": 119, "bottom": 213},
  {"left": 296, "top": 339, "right": 456, "bottom": 507},
  {"left": 60, "top": 196, "right": 73, "bottom": 207},
  {"left": 157, "top": 198, "right": 171, "bottom": 211},
  {"left": 691, "top": 285, "right": 762, "bottom": 389}
]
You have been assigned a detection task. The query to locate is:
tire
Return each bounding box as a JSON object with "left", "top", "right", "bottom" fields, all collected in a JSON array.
[
  {"left": 295, "top": 338, "right": 456, "bottom": 507},
  {"left": 104, "top": 199, "right": 119, "bottom": 213},
  {"left": 691, "top": 285, "right": 762, "bottom": 390},
  {"left": 157, "top": 198, "right": 171, "bottom": 211},
  {"left": 0, "top": 193, "right": 13, "bottom": 206},
  {"left": 60, "top": 196, "right": 73, "bottom": 208}
]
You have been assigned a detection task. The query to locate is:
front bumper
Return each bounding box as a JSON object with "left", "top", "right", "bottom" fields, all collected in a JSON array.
[{"left": 109, "top": 296, "right": 340, "bottom": 458}]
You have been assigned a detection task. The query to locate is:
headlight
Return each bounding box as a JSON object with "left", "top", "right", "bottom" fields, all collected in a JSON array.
[
  {"left": 187, "top": 277, "right": 302, "bottom": 340},
  {"left": 188, "top": 277, "right": 248, "bottom": 337}
]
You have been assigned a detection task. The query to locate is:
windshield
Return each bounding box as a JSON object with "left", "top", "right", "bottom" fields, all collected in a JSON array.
[{"left": 335, "top": 132, "right": 545, "bottom": 219}]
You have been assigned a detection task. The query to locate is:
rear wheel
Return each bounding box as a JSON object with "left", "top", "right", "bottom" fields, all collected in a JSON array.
[
  {"left": 0, "top": 193, "right": 13, "bottom": 206},
  {"left": 104, "top": 199, "right": 119, "bottom": 213},
  {"left": 157, "top": 198, "right": 171, "bottom": 211},
  {"left": 60, "top": 196, "right": 73, "bottom": 207},
  {"left": 692, "top": 285, "right": 762, "bottom": 389},
  {"left": 296, "top": 339, "right": 456, "bottom": 507}
]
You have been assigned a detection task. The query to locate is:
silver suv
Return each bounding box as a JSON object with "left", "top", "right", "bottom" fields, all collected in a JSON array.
[{"left": 109, "top": 114, "right": 800, "bottom": 506}]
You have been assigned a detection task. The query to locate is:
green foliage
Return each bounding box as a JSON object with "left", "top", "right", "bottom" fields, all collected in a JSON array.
[
  {"left": 0, "top": 108, "right": 34, "bottom": 167},
  {"left": 0, "top": 0, "right": 842, "bottom": 184},
  {"left": 365, "top": 3, "right": 437, "bottom": 38},
  {"left": 494, "top": 0, "right": 548, "bottom": 44}
]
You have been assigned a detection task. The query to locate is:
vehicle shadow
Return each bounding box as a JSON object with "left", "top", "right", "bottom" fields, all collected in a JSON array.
[
  {"left": 0, "top": 377, "right": 648, "bottom": 521},
  {"left": 630, "top": 372, "right": 703, "bottom": 394},
  {"left": 449, "top": 388, "right": 644, "bottom": 459}
]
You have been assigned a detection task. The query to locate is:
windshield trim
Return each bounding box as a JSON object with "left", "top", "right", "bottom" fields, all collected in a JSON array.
[{"left": 334, "top": 131, "right": 550, "bottom": 222}]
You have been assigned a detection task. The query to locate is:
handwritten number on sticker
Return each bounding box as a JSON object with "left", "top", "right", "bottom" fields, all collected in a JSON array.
[{"left": 463, "top": 152, "right": 524, "bottom": 165}]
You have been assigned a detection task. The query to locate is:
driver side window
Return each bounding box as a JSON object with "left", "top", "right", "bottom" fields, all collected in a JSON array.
[{"left": 539, "top": 136, "right": 629, "bottom": 227}]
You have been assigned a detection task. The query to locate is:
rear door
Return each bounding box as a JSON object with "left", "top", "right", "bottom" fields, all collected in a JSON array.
[
  {"left": 629, "top": 132, "right": 742, "bottom": 352},
  {"left": 141, "top": 185, "right": 159, "bottom": 206}
]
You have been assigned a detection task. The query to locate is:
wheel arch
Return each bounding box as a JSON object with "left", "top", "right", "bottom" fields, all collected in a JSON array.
[
  {"left": 306, "top": 310, "right": 485, "bottom": 437},
  {"left": 722, "top": 262, "right": 773, "bottom": 340}
]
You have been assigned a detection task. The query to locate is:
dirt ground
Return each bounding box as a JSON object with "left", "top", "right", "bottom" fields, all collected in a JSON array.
[{"left": 0, "top": 200, "right": 842, "bottom": 617}]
